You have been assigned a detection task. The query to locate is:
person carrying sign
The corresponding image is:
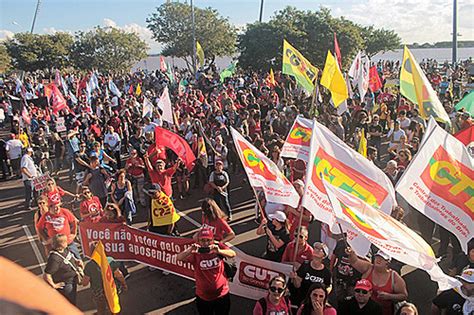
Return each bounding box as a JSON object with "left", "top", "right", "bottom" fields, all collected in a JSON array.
[{"left": 145, "top": 183, "right": 180, "bottom": 235}]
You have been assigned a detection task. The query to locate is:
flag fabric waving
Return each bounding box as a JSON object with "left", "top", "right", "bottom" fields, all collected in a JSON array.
[
  {"left": 333, "top": 32, "right": 342, "bottom": 69},
  {"left": 220, "top": 62, "right": 237, "bottom": 83},
  {"left": 196, "top": 41, "right": 205, "bottom": 67},
  {"left": 348, "top": 52, "right": 370, "bottom": 101},
  {"left": 155, "top": 127, "right": 196, "bottom": 171},
  {"left": 135, "top": 83, "right": 142, "bottom": 96},
  {"left": 142, "top": 97, "right": 154, "bottom": 118},
  {"left": 266, "top": 68, "right": 276, "bottom": 87},
  {"left": 400, "top": 46, "right": 451, "bottom": 126},
  {"left": 44, "top": 83, "right": 72, "bottom": 116},
  {"left": 454, "top": 91, "right": 474, "bottom": 116},
  {"left": 358, "top": 128, "right": 367, "bottom": 158},
  {"left": 91, "top": 241, "right": 121, "bottom": 314},
  {"left": 320, "top": 50, "right": 348, "bottom": 107},
  {"left": 301, "top": 120, "right": 397, "bottom": 234},
  {"left": 369, "top": 66, "right": 383, "bottom": 92},
  {"left": 396, "top": 117, "right": 473, "bottom": 253},
  {"left": 108, "top": 80, "right": 122, "bottom": 98},
  {"left": 231, "top": 127, "right": 300, "bottom": 208},
  {"left": 160, "top": 56, "right": 168, "bottom": 72},
  {"left": 281, "top": 115, "right": 313, "bottom": 161},
  {"left": 454, "top": 125, "right": 474, "bottom": 152},
  {"left": 324, "top": 181, "right": 461, "bottom": 291},
  {"left": 282, "top": 40, "right": 319, "bottom": 93},
  {"left": 157, "top": 86, "right": 174, "bottom": 125}
]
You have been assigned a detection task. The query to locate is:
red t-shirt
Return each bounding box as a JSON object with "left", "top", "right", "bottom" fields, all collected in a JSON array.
[
  {"left": 45, "top": 187, "right": 65, "bottom": 205},
  {"left": 281, "top": 241, "right": 314, "bottom": 265},
  {"left": 253, "top": 296, "right": 291, "bottom": 315},
  {"left": 201, "top": 217, "right": 233, "bottom": 242},
  {"left": 187, "top": 243, "right": 229, "bottom": 301},
  {"left": 287, "top": 208, "right": 312, "bottom": 239},
  {"left": 36, "top": 208, "right": 77, "bottom": 243},
  {"left": 147, "top": 165, "right": 176, "bottom": 197},
  {"left": 80, "top": 196, "right": 103, "bottom": 223},
  {"left": 126, "top": 156, "right": 145, "bottom": 177}
]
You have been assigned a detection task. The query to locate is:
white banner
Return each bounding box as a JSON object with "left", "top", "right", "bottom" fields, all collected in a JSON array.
[
  {"left": 396, "top": 118, "right": 473, "bottom": 253},
  {"left": 281, "top": 115, "right": 313, "bottom": 161}
]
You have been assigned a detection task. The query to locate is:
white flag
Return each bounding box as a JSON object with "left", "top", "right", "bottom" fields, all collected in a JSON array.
[
  {"left": 324, "top": 180, "right": 461, "bottom": 291},
  {"left": 108, "top": 80, "right": 122, "bottom": 98},
  {"left": 281, "top": 115, "right": 313, "bottom": 161},
  {"left": 358, "top": 55, "right": 370, "bottom": 101},
  {"left": 142, "top": 97, "right": 154, "bottom": 118},
  {"left": 348, "top": 51, "right": 361, "bottom": 82},
  {"left": 157, "top": 86, "right": 174, "bottom": 124},
  {"left": 396, "top": 117, "right": 473, "bottom": 253}
]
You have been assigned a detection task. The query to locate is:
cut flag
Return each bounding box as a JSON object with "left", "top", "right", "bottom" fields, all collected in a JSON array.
[
  {"left": 90, "top": 241, "right": 121, "bottom": 314},
  {"left": 369, "top": 66, "right": 383, "bottom": 92},
  {"left": 324, "top": 180, "right": 461, "bottom": 291},
  {"left": 454, "top": 91, "right": 474, "bottom": 117},
  {"left": 44, "top": 83, "right": 74, "bottom": 116},
  {"left": 400, "top": 46, "right": 451, "bottom": 126},
  {"left": 396, "top": 117, "right": 473, "bottom": 253},
  {"left": 156, "top": 86, "right": 174, "bottom": 125},
  {"left": 231, "top": 127, "right": 300, "bottom": 208},
  {"left": 358, "top": 128, "right": 367, "bottom": 158},
  {"left": 196, "top": 41, "right": 205, "bottom": 67},
  {"left": 155, "top": 127, "right": 196, "bottom": 171},
  {"left": 282, "top": 39, "right": 319, "bottom": 93},
  {"left": 281, "top": 115, "right": 314, "bottom": 161},
  {"left": 320, "top": 50, "right": 348, "bottom": 107}
]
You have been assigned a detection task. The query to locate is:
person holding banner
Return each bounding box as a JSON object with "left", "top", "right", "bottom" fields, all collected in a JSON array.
[
  {"left": 346, "top": 248, "right": 408, "bottom": 315},
  {"left": 257, "top": 211, "right": 291, "bottom": 262},
  {"left": 176, "top": 228, "right": 236, "bottom": 315},
  {"left": 146, "top": 183, "right": 180, "bottom": 235}
]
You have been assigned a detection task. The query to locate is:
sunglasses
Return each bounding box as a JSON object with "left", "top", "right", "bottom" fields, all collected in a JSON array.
[
  {"left": 294, "top": 234, "right": 306, "bottom": 239},
  {"left": 269, "top": 286, "right": 285, "bottom": 294},
  {"left": 83, "top": 191, "right": 91, "bottom": 194},
  {"left": 355, "top": 289, "right": 369, "bottom": 294}
]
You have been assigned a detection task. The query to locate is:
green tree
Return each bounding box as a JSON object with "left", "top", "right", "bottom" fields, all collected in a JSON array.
[
  {"left": 0, "top": 43, "right": 12, "bottom": 73},
  {"left": 71, "top": 26, "right": 147, "bottom": 73},
  {"left": 362, "top": 26, "right": 401, "bottom": 57},
  {"left": 5, "top": 32, "right": 73, "bottom": 71},
  {"left": 147, "top": 2, "right": 237, "bottom": 71}
]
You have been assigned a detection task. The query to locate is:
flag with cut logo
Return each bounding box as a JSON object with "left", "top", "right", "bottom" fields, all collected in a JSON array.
[
  {"left": 282, "top": 40, "right": 319, "bottom": 93},
  {"left": 320, "top": 50, "right": 348, "bottom": 107},
  {"left": 400, "top": 46, "right": 451, "bottom": 126},
  {"left": 281, "top": 115, "right": 314, "bottom": 161},
  {"left": 231, "top": 127, "right": 300, "bottom": 208},
  {"left": 157, "top": 86, "right": 174, "bottom": 125},
  {"left": 91, "top": 241, "right": 121, "bottom": 313},
  {"left": 396, "top": 117, "right": 473, "bottom": 253},
  {"left": 369, "top": 66, "right": 382, "bottom": 92},
  {"left": 196, "top": 41, "right": 205, "bottom": 67},
  {"left": 324, "top": 181, "right": 461, "bottom": 291},
  {"left": 301, "top": 120, "right": 397, "bottom": 234}
]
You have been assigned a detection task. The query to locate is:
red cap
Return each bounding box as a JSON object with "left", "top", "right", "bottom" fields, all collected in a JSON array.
[
  {"left": 197, "top": 228, "right": 214, "bottom": 240},
  {"left": 48, "top": 198, "right": 61, "bottom": 207},
  {"left": 355, "top": 279, "right": 372, "bottom": 291}
]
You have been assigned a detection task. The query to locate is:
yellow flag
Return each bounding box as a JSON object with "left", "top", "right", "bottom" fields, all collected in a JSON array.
[
  {"left": 320, "top": 50, "right": 348, "bottom": 107},
  {"left": 135, "top": 83, "right": 141, "bottom": 96},
  {"left": 358, "top": 128, "right": 367, "bottom": 158},
  {"left": 282, "top": 40, "right": 318, "bottom": 93},
  {"left": 196, "top": 41, "right": 205, "bottom": 67},
  {"left": 91, "top": 241, "right": 120, "bottom": 314}
]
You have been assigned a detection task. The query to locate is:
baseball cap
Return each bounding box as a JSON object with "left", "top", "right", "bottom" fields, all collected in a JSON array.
[
  {"left": 48, "top": 198, "right": 61, "bottom": 206},
  {"left": 26, "top": 147, "right": 34, "bottom": 153},
  {"left": 313, "top": 242, "right": 329, "bottom": 258},
  {"left": 355, "top": 279, "right": 373, "bottom": 291},
  {"left": 197, "top": 228, "right": 214, "bottom": 240},
  {"left": 374, "top": 250, "right": 392, "bottom": 262},
  {"left": 456, "top": 268, "right": 474, "bottom": 284},
  {"left": 268, "top": 211, "right": 287, "bottom": 223}
]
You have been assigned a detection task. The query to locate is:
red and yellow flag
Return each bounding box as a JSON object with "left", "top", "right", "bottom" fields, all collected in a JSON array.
[
  {"left": 91, "top": 241, "right": 120, "bottom": 314},
  {"left": 266, "top": 68, "right": 276, "bottom": 87}
]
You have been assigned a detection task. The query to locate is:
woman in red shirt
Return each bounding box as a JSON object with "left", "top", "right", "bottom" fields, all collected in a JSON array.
[
  {"left": 79, "top": 186, "right": 103, "bottom": 223},
  {"left": 201, "top": 198, "right": 235, "bottom": 243},
  {"left": 43, "top": 178, "right": 77, "bottom": 206},
  {"left": 253, "top": 276, "right": 291, "bottom": 315},
  {"left": 99, "top": 204, "right": 126, "bottom": 224}
]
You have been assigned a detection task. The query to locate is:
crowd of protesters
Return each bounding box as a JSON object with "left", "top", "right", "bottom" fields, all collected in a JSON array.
[{"left": 0, "top": 55, "right": 472, "bottom": 315}]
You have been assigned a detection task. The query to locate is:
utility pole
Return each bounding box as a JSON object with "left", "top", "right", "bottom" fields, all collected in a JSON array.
[
  {"left": 259, "top": 0, "right": 264, "bottom": 22},
  {"left": 191, "top": 0, "right": 197, "bottom": 74},
  {"left": 452, "top": 0, "right": 458, "bottom": 66},
  {"left": 30, "top": 0, "right": 41, "bottom": 34}
]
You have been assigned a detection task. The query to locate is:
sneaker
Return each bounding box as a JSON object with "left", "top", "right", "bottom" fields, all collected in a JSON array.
[
  {"left": 148, "top": 266, "right": 157, "bottom": 272},
  {"left": 162, "top": 270, "right": 170, "bottom": 276}
]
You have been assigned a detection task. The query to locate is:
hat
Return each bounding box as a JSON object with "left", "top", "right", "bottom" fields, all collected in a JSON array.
[
  {"left": 268, "top": 211, "right": 287, "bottom": 222},
  {"left": 26, "top": 147, "right": 34, "bottom": 153},
  {"left": 355, "top": 279, "right": 373, "bottom": 291},
  {"left": 293, "top": 179, "right": 304, "bottom": 187},
  {"left": 215, "top": 160, "right": 224, "bottom": 165},
  {"left": 197, "top": 228, "right": 214, "bottom": 240},
  {"left": 456, "top": 268, "right": 474, "bottom": 284},
  {"left": 374, "top": 250, "right": 392, "bottom": 262},
  {"left": 313, "top": 242, "right": 329, "bottom": 258},
  {"left": 148, "top": 183, "right": 161, "bottom": 193},
  {"left": 48, "top": 198, "right": 61, "bottom": 206}
]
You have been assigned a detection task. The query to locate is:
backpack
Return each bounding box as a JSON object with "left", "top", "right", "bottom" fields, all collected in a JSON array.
[{"left": 258, "top": 296, "right": 292, "bottom": 315}]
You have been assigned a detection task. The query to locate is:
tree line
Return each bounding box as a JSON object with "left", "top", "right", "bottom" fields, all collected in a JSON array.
[{"left": 1, "top": 3, "right": 402, "bottom": 74}]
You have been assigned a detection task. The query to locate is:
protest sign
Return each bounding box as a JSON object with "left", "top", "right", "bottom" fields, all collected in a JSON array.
[
  {"left": 56, "top": 117, "right": 66, "bottom": 132},
  {"left": 33, "top": 173, "right": 51, "bottom": 192}
]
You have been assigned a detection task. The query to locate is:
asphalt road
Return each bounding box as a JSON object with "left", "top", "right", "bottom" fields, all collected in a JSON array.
[{"left": 0, "top": 149, "right": 451, "bottom": 315}]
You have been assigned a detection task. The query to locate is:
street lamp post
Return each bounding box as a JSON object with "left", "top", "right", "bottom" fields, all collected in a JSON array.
[
  {"left": 30, "top": 0, "right": 41, "bottom": 34},
  {"left": 259, "top": 0, "right": 264, "bottom": 22},
  {"left": 452, "top": 0, "right": 457, "bottom": 66}
]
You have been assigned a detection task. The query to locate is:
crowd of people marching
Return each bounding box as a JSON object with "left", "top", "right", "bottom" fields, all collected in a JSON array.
[{"left": 0, "top": 56, "right": 473, "bottom": 315}]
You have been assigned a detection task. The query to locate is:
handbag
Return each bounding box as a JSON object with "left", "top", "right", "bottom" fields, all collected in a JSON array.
[
  {"left": 51, "top": 250, "right": 84, "bottom": 284},
  {"left": 220, "top": 256, "right": 237, "bottom": 281}
]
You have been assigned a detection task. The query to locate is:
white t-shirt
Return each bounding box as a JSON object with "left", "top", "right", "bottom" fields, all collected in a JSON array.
[
  {"left": 104, "top": 132, "right": 121, "bottom": 152},
  {"left": 6, "top": 139, "right": 23, "bottom": 159},
  {"left": 21, "top": 154, "right": 38, "bottom": 181}
]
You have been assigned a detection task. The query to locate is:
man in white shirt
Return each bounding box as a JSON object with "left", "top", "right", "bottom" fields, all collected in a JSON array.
[
  {"left": 21, "top": 148, "right": 38, "bottom": 209},
  {"left": 6, "top": 134, "right": 24, "bottom": 178},
  {"left": 104, "top": 126, "right": 122, "bottom": 168}
]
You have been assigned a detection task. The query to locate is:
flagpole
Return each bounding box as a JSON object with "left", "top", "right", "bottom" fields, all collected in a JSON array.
[
  {"left": 291, "top": 199, "right": 305, "bottom": 265},
  {"left": 191, "top": 0, "right": 197, "bottom": 74}
]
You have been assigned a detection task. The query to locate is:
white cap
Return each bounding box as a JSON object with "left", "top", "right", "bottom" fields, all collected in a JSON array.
[{"left": 268, "top": 211, "right": 287, "bottom": 223}]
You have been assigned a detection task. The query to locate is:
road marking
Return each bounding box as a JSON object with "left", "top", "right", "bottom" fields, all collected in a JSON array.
[
  {"left": 146, "top": 297, "right": 196, "bottom": 314},
  {"left": 176, "top": 209, "right": 201, "bottom": 228},
  {"left": 22, "top": 225, "right": 46, "bottom": 273}
]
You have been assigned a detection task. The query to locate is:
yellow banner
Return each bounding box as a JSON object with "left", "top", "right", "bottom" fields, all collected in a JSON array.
[
  {"left": 282, "top": 40, "right": 318, "bottom": 93},
  {"left": 91, "top": 241, "right": 121, "bottom": 314},
  {"left": 151, "top": 191, "right": 180, "bottom": 226}
]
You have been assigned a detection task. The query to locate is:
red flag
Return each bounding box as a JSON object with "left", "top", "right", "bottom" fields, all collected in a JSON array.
[
  {"left": 454, "top": 125, "right": 474, "bottom": 147},
  {"left": 369, "top": 66, "right": 383, "bottom": 92},
  {"left": 160, "top": 56, "right": 167, "bottom": 72},
  {"left": 128, "top": 84, "right": 134, "bottom": 95},
  {"left": 334, "top": 32, "right": 342, "bottom": 69},
  {"left": 154, "top": 127, "right": 196, "bottom": 170},
  {"left": 44, "top": 83, "right": 72, "bottom": 116}
]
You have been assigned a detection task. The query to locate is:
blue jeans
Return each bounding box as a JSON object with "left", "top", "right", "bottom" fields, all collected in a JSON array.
[
  {"left": 68, "top": 242, "right": 81, "bottom": 260},
  {"left": 213, "top": 192, "right": 232, "bottom": 217},
  {"left": 58, "top": 281, "right": 77, "bottom": 305},
  {"left": 23, "top": 180, "right": 34, "bottom": 208}
]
